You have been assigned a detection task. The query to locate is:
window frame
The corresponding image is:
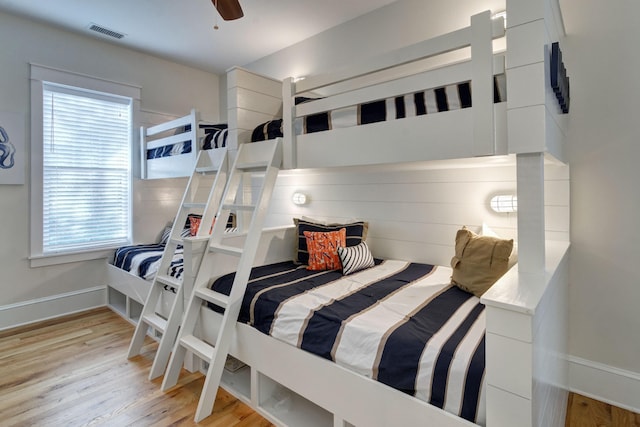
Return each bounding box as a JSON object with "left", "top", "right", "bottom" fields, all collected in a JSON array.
[{"left": 29, "top": 64, "right": 141, "bottom": 267}]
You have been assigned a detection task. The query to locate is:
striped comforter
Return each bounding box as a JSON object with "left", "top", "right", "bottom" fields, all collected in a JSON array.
[
  {"left": 112, "top": 243, "right": 184, "bottom": 283},
  {"left": 211, "top": 259, "right": 486, "bottom": 425}
]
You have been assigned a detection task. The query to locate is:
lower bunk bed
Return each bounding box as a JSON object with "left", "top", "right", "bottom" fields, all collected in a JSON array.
[
  {"left": 105, "top": 225, "right": 194, "bottom": 325},
  {"left": 106, "top": 217, "right": 237, "bottom": 325},
  {"left": 179, "top": 224, "right": 569, "bottom": 427}
]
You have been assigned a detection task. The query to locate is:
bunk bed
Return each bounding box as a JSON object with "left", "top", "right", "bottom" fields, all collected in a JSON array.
[
  {"left": 140, "top": 108, "right": 228, "bottom": 179},
  {"left": 106, "top": 220, "right": 202, "bottom": 324},
  {"left": 160, "top": 5, "right": 570, "bottom": 427},
  {"left": 107, "top": 109, "right": 228, "bottom": 323}
]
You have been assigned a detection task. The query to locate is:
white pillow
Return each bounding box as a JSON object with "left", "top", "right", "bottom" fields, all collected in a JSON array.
[
  {"left": 482, "top": 223, "right": 518, "bottom": 269},
  {"left": 301, "top": 216, "right": 362, "bottom": 226},
  {"left": 337, "top": 241, "right": 375, "bottom": 275}
]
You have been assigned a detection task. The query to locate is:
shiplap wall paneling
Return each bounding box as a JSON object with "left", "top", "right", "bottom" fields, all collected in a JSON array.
[
  {"left": 262, "top": 164, "right": 520, "bottom": 267},
  {"left": 227, "top": 67, "right": 282, "bottom": 149},
  {"left": 133, "top": 178, "right": 189, "bottom": 244}
]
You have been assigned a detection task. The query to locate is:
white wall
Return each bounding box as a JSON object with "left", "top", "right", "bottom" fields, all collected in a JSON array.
[
  {"left": 0, "top": 11, "right": 220, "bottom": 323},
  {"left": 559, "top": 0, "right": 640, "bottom": 411},
  {"left": 247, "top": 0, "right": 505, "bottom": 80},
  {"left": 244, "top": 0, "right": 640, "bottom": 412}
]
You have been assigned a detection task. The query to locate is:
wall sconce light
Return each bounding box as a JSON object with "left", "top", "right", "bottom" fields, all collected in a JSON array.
[
  {"left": 292, "top": 192, "right": 308, "bottom": 206},
  {"left": 490, "top": 194, "right": 517, "bottom": 213}
]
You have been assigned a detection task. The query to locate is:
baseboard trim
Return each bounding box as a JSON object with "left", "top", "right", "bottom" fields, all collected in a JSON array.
[
  {"left": 568, "top": 355, "right": 640, "bottom": 414},
  {"left": 0, "top": 286, "right": 106, "bottom": 331}
]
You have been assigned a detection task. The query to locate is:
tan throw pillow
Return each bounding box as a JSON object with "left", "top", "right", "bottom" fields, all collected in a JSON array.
[{"left": 450, "top": 227, "right": 514, "bottom": 297}]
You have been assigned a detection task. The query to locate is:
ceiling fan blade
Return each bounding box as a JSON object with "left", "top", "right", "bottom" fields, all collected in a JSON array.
[{"left": 212, "top": 0, "right": 244, "bottom": 21}]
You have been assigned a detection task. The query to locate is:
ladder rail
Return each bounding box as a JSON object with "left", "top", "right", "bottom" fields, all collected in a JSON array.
[
  {"left": 160, "top": 139, "right": 282, "bottom": 423},
  {"left": 127, "top": 148, "right": 230, "bottom": 384}
]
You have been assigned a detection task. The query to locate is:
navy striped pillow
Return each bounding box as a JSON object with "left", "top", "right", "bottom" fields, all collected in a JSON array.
[{"left": 338, "top": 241, "right": 374, "bottom": 275}]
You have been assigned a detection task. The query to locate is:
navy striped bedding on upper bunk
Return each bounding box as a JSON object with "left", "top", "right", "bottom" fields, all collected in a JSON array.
[
  {"left": 209, "top": 259, "right": 486, "bottom": 425},
  {"left": 251, "top": 74, "right": 506, "bottom": 142},
  {"left": 146, "top": 124, "right": 228, "bottom": 160}
]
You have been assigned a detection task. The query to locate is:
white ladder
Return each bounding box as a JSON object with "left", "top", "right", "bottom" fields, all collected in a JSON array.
[
  {"left": 127, "top": 148, "right": 230, "bottom": 382},
  {"left": 161, "top": 139, "right": 282, "bottom": 422}
]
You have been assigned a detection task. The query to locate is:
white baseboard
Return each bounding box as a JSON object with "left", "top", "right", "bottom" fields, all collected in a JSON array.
[
  {"left": 568, "top": 355, "right": 640, "bottom": 414},
  {"left": 0, "top": 286, "right": 106, "bottom": 331}
]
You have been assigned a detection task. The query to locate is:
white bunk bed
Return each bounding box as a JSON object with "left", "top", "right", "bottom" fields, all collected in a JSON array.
[
  {"left": 168, "top": 4, "right": 570, "bottom": 427},
  {"left": 107, "top": 109, "right": 228, "bottom": 323},
  {"left": 140, "top": 108, "right": 228, "bottom": 179},
  {"left": 106, "top": 224, "right": 208, "bottom": 326}
]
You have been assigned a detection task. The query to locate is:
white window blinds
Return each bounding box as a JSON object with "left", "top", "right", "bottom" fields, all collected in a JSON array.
[{"left": 42, "top": 83, "right": 132, "bottom": 253}]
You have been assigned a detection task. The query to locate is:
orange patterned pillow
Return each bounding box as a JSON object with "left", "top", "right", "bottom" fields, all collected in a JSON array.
[
  {"left": 304, "top": 228, "right": 346, "bottom": 271},
  {"left": 189, "top": 216, "right": 202, "bottom": 236},
  {"left": 189, "top": 216, "right": 215, "bottom": 236}
]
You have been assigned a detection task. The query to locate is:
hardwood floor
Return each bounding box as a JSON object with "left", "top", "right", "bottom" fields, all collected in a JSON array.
[
  {"left": 1, "top": 307, "right": 638, "bottom": 427},
  {"left": 566, "top": 393, "right": 640, "bottom": 427},
  {"left": 0, "top": 307, "right": 273, "bottom": 426}
]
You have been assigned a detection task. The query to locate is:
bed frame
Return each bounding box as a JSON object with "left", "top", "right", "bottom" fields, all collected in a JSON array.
[
  {"left": 105, "top": 237, "right": 209, "bottom": 328},
  {"left": 140, "top": 109, "right": 225, "bottom": 179},
  {"left": 281, "top": 12, "right": 506, "bottom": 170},
  {"left": 118, "top": 2, "right": 569, "bottom": 426},
  {"left": 186, "top": 5, "right": 568, "bottom": 427}
]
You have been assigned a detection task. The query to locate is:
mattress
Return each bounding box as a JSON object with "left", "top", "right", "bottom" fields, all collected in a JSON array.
[
  {"left": 112, "top": 243, "right": 184, "bottom": 284},
  {"left": 210, "top": 259, "right": 486, "bottom": 425}
]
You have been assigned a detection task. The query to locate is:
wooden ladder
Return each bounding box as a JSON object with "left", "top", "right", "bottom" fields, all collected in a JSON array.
[
  {"left": 127, "top": 148, "right": 230, "bottom": 382},
  {"left": 161, "top": 139, "right": 282, "bottom": 422}
]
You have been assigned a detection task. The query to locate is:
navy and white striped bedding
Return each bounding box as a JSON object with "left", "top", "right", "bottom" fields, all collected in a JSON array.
[
  {"left": 112, "top": 243, "right": 184, "bottom": 284},
  {"left": 251, "top": 74, "right": 506, "bottom": 142},
  {"left": 146, "top": 124, "right": 228, "bottom": 160},
  {"left": 146, "top": 141, "right": 191, "bottom": 160},
  {"left": 210, "top": 259, "right": 486, "bottom": 425}
]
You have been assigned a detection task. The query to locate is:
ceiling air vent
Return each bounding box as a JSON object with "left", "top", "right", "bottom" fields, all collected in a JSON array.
[{"left": 88, "top": 23, "right": 125, "bottom": 39}]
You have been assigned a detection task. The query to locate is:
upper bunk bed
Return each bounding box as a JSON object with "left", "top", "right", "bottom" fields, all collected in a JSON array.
[
  {"left": 140, "top": 108, "right": 228, "bottom": 179},
  {"left": 279, "top": 11, "right": 507, "bottom": 170}
]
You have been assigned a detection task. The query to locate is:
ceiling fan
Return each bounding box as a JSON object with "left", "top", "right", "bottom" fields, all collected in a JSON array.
[{"left": 212, "top": 0, "right": 244, "bottom": 21}]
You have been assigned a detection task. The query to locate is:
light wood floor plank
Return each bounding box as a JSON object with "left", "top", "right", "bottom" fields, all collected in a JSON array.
[
  {"left": 0, "top": 307, "right": 272, "bottom": 427},
  {"left": 2, "top": 307, "right": 639, "bottom": 426}
]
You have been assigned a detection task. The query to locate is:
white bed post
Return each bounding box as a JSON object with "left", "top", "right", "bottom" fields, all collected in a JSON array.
[
  {"left": 140, "top": 126, "right": 147, "bottom": 179},
  {"left": 470, "top": 11, "right": 496, "bottom": 157},
  {"left": 282, "top": 77, "right": 296, "bottom": 169},
  {"left": 516, "top": 153, "right": 546, "bottom": 273}
]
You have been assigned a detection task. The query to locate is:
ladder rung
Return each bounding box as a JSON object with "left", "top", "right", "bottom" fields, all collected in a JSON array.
[
  {"left": 209, "top": 244, "right": 243, "bottom": 257},
  {"left": 184, "top": 235, "right": 210, "bottom": 244},
  {"left": 235, "top": 161, "right": 269, "bottom": 171},
  {"left": 180, "top": 334, "right": 215, "bottom": 362},
  {"left": 223, "top": 203, "right": 255, "bottom": 212},
  {"left": 194, "top": 288, "right": 229, "bottom": 309},
  {"left": 169, "top": 237, "right": 184, "bottom": 245},
  {"left": 183, "top": 202, "right": 206, "bottom": 209},
  {"left": 221, "top": 230, "right": 247, "bottom": 238},
  {"left": 156, "top": 274, "right": 181, "bottom": 289},
  {"left": 195, "top": 166, "right": 219, "bottom": 174},
  {"left": 142, "top": 313, "right": 167, "bottom": 333}
]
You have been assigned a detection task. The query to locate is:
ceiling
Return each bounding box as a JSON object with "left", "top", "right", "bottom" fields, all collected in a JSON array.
[{"left": 0, "top": 0, "right": 400, "bottom": 74}]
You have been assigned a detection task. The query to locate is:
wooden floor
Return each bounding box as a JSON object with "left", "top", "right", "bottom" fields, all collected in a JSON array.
[
  {"left": 0, "top": 307, "right": 638, "bottom": 427},
  {"left": 566, "top": 393, "right": 640, "bottom": 427},
  {"left": 0, "top": 307, "right": 273, "bottom": 426}
]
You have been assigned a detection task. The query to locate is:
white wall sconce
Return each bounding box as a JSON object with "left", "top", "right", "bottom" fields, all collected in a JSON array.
[
  {"left": 292, "top": 192, "right": 308, "bottom": 206},
  {"left": 490, "top": 194, "right": 517, "bottom": 213}
]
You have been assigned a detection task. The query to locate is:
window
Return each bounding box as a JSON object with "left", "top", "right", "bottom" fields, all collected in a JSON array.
[{"left": 30, "top": 65, "right": 140, "bottom": 266}]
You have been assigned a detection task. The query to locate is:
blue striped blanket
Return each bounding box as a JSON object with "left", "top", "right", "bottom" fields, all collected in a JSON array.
[
  {"left": 210, "top": 260, "right": 486, "bottom": 424},
  {"left": 112, "top": 243, "right": 184, "bottom": 283}
]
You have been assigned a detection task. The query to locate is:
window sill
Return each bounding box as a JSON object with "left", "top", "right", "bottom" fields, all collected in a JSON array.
[{"left": 29, "top": 248, "right": 115, "bottom": 268}]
